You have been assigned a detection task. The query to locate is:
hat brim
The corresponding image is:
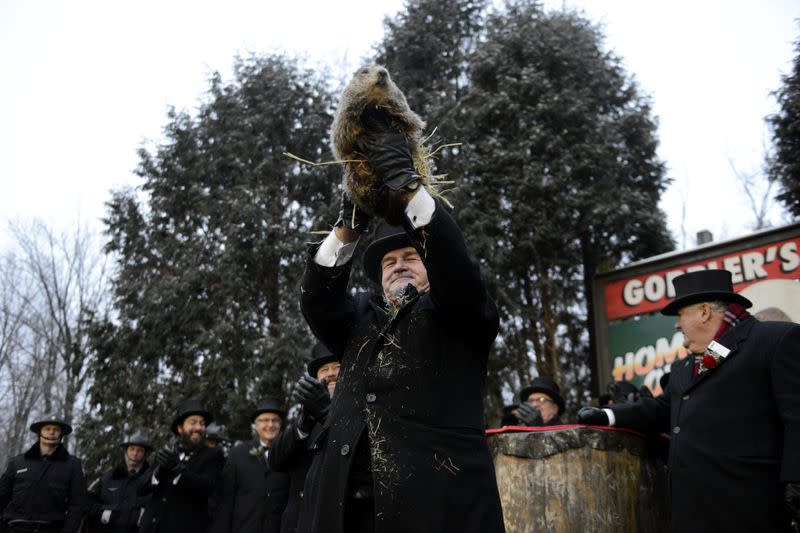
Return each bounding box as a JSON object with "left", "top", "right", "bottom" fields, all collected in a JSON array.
[
  {"left": 307, "top": 354, "right": 340, "bottom": 378},
  {"left": 30, "top": 421, "right": 72, "bottom": 436},
  {"left": 363, "top": 232, "right": 414, "bottom": 285},
  {"left": 251, "top": 407, "right": 286, "bottom": 421},
  {"left": 661, "top": 291, "right": 753, "bottom": 316},
  {"left": 171, "top": 410, "right": 213, "bottom": 435},
  {"left": 519, "top": 386, "right": 565, "bottom": 412}
]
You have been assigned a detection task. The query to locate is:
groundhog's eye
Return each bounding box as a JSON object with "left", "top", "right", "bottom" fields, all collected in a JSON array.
[{"left": 359, "top": 68, "right": 369, "bottom": 75}]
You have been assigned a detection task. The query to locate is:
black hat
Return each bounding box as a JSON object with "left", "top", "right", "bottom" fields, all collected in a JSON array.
[
  {"left": 519, "top": 376, "right": 565, "bottom": 413},
  {"left": 306, "top": 343, "right": 340, "bottom": 378},
  {"left": 362, "top": 223, "right": 413, "bottom": 284},
  {"left": 30, "top": 414, "right": 72, "bottom": 436},
  {"left": 661, "top": 269, "right": 752, "bottom": 316},
  {"left": 121, "top": 431, "right": 153, "bottom": 451},
  {"left": 251, "top": 396, "right": 286, "bottom": 421},
  {"left": 171, "top": 399, "right": 213, "bottom": 435}
]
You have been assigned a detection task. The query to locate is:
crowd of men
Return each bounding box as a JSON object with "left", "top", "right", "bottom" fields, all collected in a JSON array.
[{"left": 1, "top": 132, "right": 798, "bottom": 533}]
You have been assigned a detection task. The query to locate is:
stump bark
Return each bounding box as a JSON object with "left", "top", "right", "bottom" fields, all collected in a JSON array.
[{"left": 487, "top": 426, "right": 669, "bottom": 533}]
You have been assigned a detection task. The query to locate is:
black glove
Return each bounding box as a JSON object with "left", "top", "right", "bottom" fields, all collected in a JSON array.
[
  {"left": 364, "top": 133, "right": 422, "bottom": 191},
  {"left": 577, "top": 407, "right": 610, "bottom": 426},
  {"left": 786, "top": 482, "right": 800, "bottom": 523},
  {"left": 517, "top": 403, "right": 544, "bottom": 426},
  {"left": 335, "top": 190, "right": 371, "bottom": 233},
  {"left": 291, "top": 375, "right": 331, "bottom": 422},
  {"left": 153, "top": 448, "right": 179, "bottom": 472}
]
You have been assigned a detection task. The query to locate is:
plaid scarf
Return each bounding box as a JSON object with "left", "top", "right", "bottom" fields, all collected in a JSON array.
[{"left": 693, "top": 302, "right": 751, "bottom": 376}]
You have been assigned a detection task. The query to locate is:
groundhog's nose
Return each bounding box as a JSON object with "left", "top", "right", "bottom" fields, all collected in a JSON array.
[{"left": 377, "top": 69, "right": 388, "bottom": 79}]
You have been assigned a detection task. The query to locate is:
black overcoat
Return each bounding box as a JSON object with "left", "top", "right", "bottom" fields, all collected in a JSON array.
[
  {"left": 267, "top": 424, "right": 324, "bottom": 533},
  {"left": 298, "top": 202, "right": 505, "bottom": 533},
  {"left": 138, "top": 446, "right": 224, "bottom": 533},
  {"left": 87, "top": 462, "right": 151, "bottom": 533},
  {"left": 610, "top": 317, "right": 800, "bottom": 533},
  {"left": 210, "top": 439, "right": 289, "bottom": 533},
  {"left": 0, "top": 443, "right": 87, "bottom": 533}
]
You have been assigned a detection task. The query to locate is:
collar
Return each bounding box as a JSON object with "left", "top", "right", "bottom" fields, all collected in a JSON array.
[{"left": 24, "top": 442, "right": 69, "bottom": 461}]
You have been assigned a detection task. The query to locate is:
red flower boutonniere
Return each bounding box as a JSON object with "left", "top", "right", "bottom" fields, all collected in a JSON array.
[{"left": 697, "top": 340, "right": 731, "bottom": 375}]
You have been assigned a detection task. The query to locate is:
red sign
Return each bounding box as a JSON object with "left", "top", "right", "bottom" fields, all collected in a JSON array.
[{"left": 604, "top": 237, "right": 800, "bottom": 321}]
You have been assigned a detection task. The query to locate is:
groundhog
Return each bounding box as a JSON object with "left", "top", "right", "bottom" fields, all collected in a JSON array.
[{"left": 330, "top": 66, "right": 431, "bottom": 225}]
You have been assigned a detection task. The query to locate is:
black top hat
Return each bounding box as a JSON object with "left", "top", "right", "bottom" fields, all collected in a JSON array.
[
  {"left": 30, "top": 414, "right": 72, "bottom": 436},
  {"left": 121, "top": 431, "right": 153, "bottom": 451},
  {"left": 661, "top": 269, "right": 752, "bottom": 316},
  {"left": 171, "top": 399, "right": 213, "bottom": 435},
  {"left": 362, "top": 223, "right": 414, "bottom": 284},
  {"left": 251, "top": 396, "right": 286, "bottom": 421},
  {"left": 306, "top": 343, "right": 340, "bottom": 378},
  {"left": 519, "top": 376, "right": 565, "bottom": 413}
]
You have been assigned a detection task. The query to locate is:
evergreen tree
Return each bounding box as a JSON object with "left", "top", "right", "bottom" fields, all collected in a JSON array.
[
  {"left": 768, "top": 31, "right": 800, "bottom": 218},
  {"left": 82, "top": 54, "right": 337, "bottom": 476},
  {"left": 458, "top": 1, "right": 674, "bottom": 410}
]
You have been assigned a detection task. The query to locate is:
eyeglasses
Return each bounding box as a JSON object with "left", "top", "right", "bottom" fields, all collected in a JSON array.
[{"left": 527, "top": 396, "right": 554, "bottom": 405}]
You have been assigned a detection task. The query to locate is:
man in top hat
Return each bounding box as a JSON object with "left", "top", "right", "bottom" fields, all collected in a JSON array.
[
  {"left": 88, "top": 432, "right": 153, "bottom": 533},
  {"left": 516, "top": 376, "right": 565, "bottom": 426},
  {"left": 578, "top": 269, "right": 800, "bottom": 532},
  {"left": 0, "top": 414, "right": 87, "bottom": 533},
  {"left": 139, "top": 399, "right": 224, "bottom": 533},
  {"left": 297, "top": 134, "right": 504, "bottom": 533},
  {"left": 269, "top": 343, "right": 341, "bottom": 533},
  {"left": 211, "top": 397, "right": 289, "bottom": 533}
]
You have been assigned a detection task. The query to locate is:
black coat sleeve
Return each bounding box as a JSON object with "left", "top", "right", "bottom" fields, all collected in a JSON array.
[
  {"left": 402, "top": 201, "right": 499, "bottom": 343},
  {"left": 609, "top": 380, "right": 672, "bottom": 434},
  {"left": 771, "top": 324, "right": 800, "bottom": 482},
  {"left": 267, "top": 426, "right": 307, "bottom": 473},
  {"left": 299, "top": 244, "right": 359, "bottom": 356}
]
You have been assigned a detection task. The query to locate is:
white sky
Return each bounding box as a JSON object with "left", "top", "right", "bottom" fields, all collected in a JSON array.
[{"left": 1, "top": 0, "right": 798, "bottom": 252}]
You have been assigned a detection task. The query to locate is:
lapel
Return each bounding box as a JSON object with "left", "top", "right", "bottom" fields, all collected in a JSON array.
[
  {"left": 684, "top": 316, "right": 756, "bottom": 393},
  {"left": 671, "top": 356, "right": 695, "bottom": 396}
]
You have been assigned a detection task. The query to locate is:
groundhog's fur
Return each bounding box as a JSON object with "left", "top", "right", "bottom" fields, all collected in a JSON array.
[{"left": 330, "top": 66, "right": 428, "bottom": 225}]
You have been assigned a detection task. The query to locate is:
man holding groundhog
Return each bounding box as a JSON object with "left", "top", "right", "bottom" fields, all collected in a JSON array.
[{"left": 297, "top": 133, "right": 505, "bottom": 533}]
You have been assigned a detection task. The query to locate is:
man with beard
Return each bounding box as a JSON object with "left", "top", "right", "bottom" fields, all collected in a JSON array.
[
  {"left": 578, "top": 270, "right": 800, "bottom": 532},
  {"left": 268, "top": 343, "right": 341, "bottom": 533},
  {"left": 0, "top": 414, "right": 87, "bottom": 533},
  {"left": 211, "top": 397, "right": 289, "bottom": 533},
  {"left": 139, "top": 399, "right": 224, "bottom": 533},
  {"left": 88, "top": 432, "right": 153, "bottom": 533},
  {"left": 297, "top": 134, "right": 504, "bottom": 533}
]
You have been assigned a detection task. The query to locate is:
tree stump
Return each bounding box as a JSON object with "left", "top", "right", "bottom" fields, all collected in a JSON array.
[{"left": 487, "top": 425, "right": 669, "bottom": 533}]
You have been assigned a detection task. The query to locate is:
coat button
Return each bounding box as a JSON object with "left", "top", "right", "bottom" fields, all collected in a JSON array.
[
  {"left": 366, "top": 393, "right": 377, "bottom": 403},
  {"left": 673, "top": 426, "right": 681, "bottom": 434},
  {"left": 340, "top": 444, "right": 350, "bottom": 456},
  {"left": 682, "top": 394, "right": 690, "bottom": 400}
]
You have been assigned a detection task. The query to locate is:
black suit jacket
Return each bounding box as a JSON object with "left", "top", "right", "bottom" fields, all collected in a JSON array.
[
  {"left": 210, "top": 440, "right": 289, "bottom": 533},
  {"left": 610, "top": 317, "right": 800, "bottom": 533}
]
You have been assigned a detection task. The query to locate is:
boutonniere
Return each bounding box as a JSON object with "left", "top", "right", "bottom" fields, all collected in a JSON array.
[
  {"left": 698, "top": 340, "right": 731, "bottom": 374},
  {"left": 249, "top": 447, "right": 261, "bottom": 457}
]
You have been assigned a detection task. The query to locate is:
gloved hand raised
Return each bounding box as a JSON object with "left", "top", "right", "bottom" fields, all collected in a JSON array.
[
  {"left": 153, "top": 448, "right": 179, "bottom": 472},
  {"left": 517, "top": 403, "right": 544, "bottom": 426},
  {"left": 577, "top": 407, "right": 610, "bottom": 426},
  {"left": 335, "top": 190, "right": 371, "bottom": 234},
  {"left": 291, "top": 375, "right": 331, "bottom": 423},
  {"left": 363, "top": 133, "right": 422, "bottom": 191}
]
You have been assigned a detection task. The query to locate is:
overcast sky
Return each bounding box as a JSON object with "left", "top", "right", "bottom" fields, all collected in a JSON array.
[{"left": 1, "top": 0, "right": 798, "bottom": 252}]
